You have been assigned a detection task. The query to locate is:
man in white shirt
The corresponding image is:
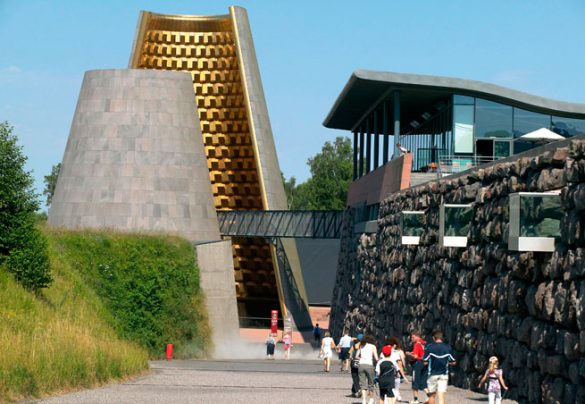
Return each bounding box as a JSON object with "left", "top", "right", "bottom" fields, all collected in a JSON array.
[
  {"left": 338, "top": 331, "right": 353, "bottom": 371},
  {"left": 396, "top": 143, "right": 409, "bottom": 155}
]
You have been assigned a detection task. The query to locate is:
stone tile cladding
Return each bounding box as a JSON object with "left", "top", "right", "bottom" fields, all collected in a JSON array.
[
  {"left": 48, "top": 69, "right": 220, "bottom": 242},
  {"left": 330, "top": 139, "right": 585, "bottom": 403}
]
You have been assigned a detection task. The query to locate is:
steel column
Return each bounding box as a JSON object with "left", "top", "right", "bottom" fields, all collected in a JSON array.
[
  {"left": 393, "top": 90, "right": 401, "bottom": 158},
  {"left": 373, "top": 110, "right": 379, "bottom": 169},
  {"left": 359, "top": 126, "right": 364, "bottom": 178},
  {"left": 382, "top": 100, "right": 389, "bottom": 164},
  {"left": 365, "top": 118, "right": 371, "bottom": 174},
  {"left": 353, "top": 130, "right": 358, "bottom": 180}
]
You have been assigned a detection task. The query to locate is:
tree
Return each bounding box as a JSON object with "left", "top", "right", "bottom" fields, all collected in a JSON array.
[
  {"left": 43, "top": 163, "right": 61, "bottom": 207},
  {"left": 281, "top": 172, "right": 297, "bottom": 209},
  {"left": 0, "top": 121, "right": 52, "bottom": 291},
  {"left": 283, "top": 136, "right": 353, "bottom": 210}
]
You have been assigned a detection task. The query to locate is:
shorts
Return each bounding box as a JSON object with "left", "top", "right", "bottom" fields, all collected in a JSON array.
[
  {"left": 359, "top": 364, "right": 375, "bottom": 391},
  {"left": 379, "top": 387, "right": 395, "bottom": 399},
  {"left": 284, "top": 344, "right": 291, "bottom": 350},
  {"left": 411, "top": 361, "right": 427, "bottom": 390},
  {"left": 426, "top": 374, "right": 449, "bottom": 394},
  {"left": 339, "top": 347, "right": 350, "bottom": 360}
]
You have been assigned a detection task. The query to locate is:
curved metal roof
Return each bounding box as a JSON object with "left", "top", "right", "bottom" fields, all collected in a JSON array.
[{"left": 323, "top": 70, "right": 585, "bottom": 131}]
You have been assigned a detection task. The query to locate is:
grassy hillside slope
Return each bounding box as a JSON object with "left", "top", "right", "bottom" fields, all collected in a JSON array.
[{"left": 0, "top": 228, "right": 210, "bottom": 402}]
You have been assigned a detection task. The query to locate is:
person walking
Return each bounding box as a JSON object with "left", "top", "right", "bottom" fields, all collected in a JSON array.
[
  {"left": 283, "top": 333, "right": 292, "bottom": 360},
  {"left": 358, "top": 334, "right": 379, "bottom": 404},
  {"left": 265, "top": 333, "right": 276, "bottom": 359},
  {"left": 338, "top": 330, "right": 353, "bottom": 371},
  {"left": 478, "top": 356, "right": 508, "bottom": 404},
  {"left": 387, "top": 336, "right": 409, "bottom": 403},
  {"left": 405, "top": 330, "right": 427, "bottom": 404},
  {"left": 348, "top": 333, "right": 363, "bottom": 398},
  {"left": 375, "top": 345, "right": 396, "bottom": 404},
  {"left": 320, "top": 331, "right": 336, "bottom": 372},
  {"left": 313, "top": 323, "right": 322, "bottom": 345},
  {"left": 423, "top": 329, "right": 456, "bottom": 404}
]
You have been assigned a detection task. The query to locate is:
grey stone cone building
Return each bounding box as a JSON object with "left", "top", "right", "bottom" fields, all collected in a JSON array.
[{"left": 49, "top": 69, "right": 220, "bottom": 242}]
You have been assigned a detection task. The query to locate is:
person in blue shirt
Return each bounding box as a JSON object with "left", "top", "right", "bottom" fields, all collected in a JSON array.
[
  {"left": 423, "top": 329, "right": 456, "bottom": 404},
  {"left": 313, "top": 323, "right": 322, "bottom": 345}
]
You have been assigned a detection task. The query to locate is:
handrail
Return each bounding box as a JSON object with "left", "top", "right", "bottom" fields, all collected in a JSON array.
[{"left": 435, "top": 154, "right": 505, "bottom": 175}]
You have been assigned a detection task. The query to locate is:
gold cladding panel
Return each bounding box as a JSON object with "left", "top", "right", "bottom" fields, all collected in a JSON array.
[{"left": 132, "top": 14, "right": 277, "bottom": 316}]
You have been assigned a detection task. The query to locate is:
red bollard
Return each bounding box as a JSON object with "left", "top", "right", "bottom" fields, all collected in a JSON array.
[{"left": 166, "top": 344, "right": 173, "bottom": 361}]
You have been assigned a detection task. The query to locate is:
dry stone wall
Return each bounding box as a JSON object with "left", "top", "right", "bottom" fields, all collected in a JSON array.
[{"left": 330, "top": 139, "right": 585, "bottom": 403}]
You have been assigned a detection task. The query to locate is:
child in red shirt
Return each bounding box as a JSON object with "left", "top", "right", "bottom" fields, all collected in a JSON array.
[{"left": 405, "top": 331, "right": 427, "bottom": 403}]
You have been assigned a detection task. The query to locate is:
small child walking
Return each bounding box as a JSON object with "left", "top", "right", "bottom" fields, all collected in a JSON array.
[
  {"left": 265, "top": 333, "right": 276, "bottom": 359},
  {"left": 478, "top": 356, "right": 508, "bottom": 404},
  {"left": 283, "top": 333, "right": 293, "bottom": 360}
]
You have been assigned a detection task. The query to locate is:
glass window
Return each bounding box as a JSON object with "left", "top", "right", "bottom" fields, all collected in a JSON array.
[
  {"left": 494, "top": 140, "right": 511, "bottom": 158},
  {"left": 552, "top": 116, "right": 585, "bottom": 137},
  {"left": 401, "top": 212, "right": 425, "bottom": 237},
  {"left": 443, "top": 205, "right": 473, "bottom": 237},
  {"left": 519, "top": 195, "right": 562, "bottom": 237},
  {"left": 475, "top": 98, "right": 513, "bottom": 138},
  {"left": 454, "top": 95, "right": 475, "bottom": 105},
  {"left": 509, "top": 192, "right": 561, "bottom": 252},
  {"left": 513, "top": 108, "right": 551, "bottom": 137},
  {"left": 513, "top": 142, "right": 534, "bottom": 154},
  {"left": 453, "top": 105, "right": 474, "bottom": 153}
]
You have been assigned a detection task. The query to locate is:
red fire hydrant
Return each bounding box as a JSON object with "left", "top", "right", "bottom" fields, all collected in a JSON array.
[{"left": 166, "top": 344, "right": 173, "bottom": 361}]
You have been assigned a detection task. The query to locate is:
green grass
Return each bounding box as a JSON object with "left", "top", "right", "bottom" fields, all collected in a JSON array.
[{"left": 0, "top": 227, "right": 211, "bottom": 402}]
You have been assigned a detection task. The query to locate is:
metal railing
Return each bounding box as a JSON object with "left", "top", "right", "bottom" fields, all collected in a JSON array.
[{"left": 436, "top": 154, "right": 503, "bottom": 176}]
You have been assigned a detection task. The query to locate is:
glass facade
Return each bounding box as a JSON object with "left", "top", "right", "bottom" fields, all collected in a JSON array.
[
  {"left": 552, "top": 116, "right": 585, "bottom": 137},
  {"left": 449, "top": 95, "right": 585, "bottom": 160},
  {"left": 475, "top": 99, "right": 513, "bottom": 138},
  {"left": 513, "top": 108, "right": 551, "bottom": 138},
  {"left": 453, "top": 105, "right": 474, "bottom": 153}
]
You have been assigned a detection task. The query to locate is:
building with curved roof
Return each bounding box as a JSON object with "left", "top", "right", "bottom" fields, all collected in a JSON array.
[{"left": 324, "top": 70, "right": 585, "bottom": 178}]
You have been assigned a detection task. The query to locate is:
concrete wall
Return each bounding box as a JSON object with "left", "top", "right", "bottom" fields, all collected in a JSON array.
[
  {"left": 347, "top": 153, "right": 412, "bottom": 207},
  {"left": 196, "top": 240, "right": 241, "bottom": 347},
  {"left": 330, "top": 138, "right": 585, "bottom": 403},
  {"left": 48, "top": 69, "right": 220, "bottom": 243}
]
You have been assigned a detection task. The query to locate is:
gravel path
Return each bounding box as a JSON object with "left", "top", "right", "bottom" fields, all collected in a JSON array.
[{"left": 38, "top": 359, "right": 517, "bottom": 403}]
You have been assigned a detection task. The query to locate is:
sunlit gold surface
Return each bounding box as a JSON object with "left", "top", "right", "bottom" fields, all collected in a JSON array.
[{"left": 130, "top": 11, "right": 279, "bottom": 317}]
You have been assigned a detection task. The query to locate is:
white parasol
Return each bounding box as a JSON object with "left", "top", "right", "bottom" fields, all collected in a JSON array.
[{"left": 515, "top": 127, "right": 565, "bottom": 144}]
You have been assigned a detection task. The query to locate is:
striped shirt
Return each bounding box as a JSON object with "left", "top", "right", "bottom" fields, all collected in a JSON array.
[{"left": 423, "top": 342, "right": 455, "bottom": 376}]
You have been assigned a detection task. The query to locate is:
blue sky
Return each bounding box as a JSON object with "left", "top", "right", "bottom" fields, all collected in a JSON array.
[{"left": 1, "top": 0, "right": 585, "bottom": 208}]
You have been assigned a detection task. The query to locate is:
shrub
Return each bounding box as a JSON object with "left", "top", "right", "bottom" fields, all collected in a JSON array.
[
  {"left": 0, "top": 121, "right": 52, "bottom": 291},
  {"left": 51, "top": 230, "right": 210, "bottom": 356}
]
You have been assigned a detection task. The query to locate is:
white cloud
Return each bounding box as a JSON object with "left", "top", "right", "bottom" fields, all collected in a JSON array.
[{"left": 0, "top": 65, "right": 22, "bottom": 73}]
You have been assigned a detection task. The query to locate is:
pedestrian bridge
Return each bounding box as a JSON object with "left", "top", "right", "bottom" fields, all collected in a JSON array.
[{"left": 216, "top": 210, "right": 345, "bottom": 239}]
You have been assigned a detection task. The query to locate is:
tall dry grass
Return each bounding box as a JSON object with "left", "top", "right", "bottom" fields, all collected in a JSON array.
[{"left": 0, "top": 233, "right": 148, "bottom": 402}]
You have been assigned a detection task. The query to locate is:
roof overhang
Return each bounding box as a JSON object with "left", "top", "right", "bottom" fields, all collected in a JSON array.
[{"left": 323, "top": 70, "right": 585, "bottom": 131}]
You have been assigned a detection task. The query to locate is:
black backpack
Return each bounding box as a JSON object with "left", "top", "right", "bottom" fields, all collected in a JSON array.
[{"left": 378, "top": 360, "right": 396, "bottom": 389}]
